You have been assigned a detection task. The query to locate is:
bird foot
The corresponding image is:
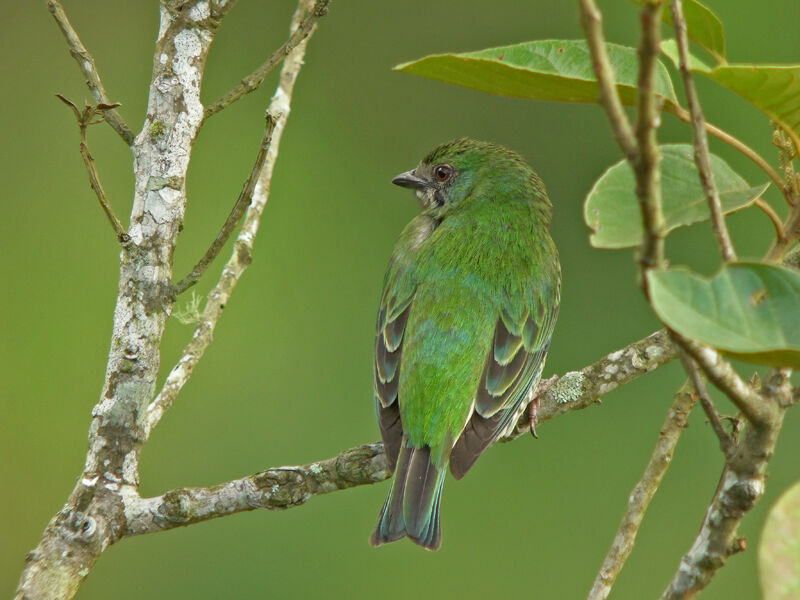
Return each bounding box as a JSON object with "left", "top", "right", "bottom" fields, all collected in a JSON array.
[{"left": 528, "top": 375, "right": 559, "bottom": 439}]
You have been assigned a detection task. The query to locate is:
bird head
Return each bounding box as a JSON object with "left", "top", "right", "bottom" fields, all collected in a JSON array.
[{"left": 391, "top": 138, "right": 551, "bottom": 224}]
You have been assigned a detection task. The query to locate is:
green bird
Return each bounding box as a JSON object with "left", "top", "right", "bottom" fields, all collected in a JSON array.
[{"left": 370, "top": 138, "right": 561, "bottom": 550}]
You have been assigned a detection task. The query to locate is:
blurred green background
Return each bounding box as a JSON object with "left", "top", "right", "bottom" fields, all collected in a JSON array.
[{"left": 2, "top": 1, "right": 799, "bottom": 598}]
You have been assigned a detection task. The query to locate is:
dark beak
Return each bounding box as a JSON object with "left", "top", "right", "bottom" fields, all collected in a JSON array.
[{"left": 391, "top": 170, "right": 427, "bottom": 190}]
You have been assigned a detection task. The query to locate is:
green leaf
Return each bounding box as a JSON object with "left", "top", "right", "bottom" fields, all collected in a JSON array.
[
  {"left": 660, "top": 39, "right": 800, "bottom": 150},
  {"left": 584, "top": 144, "right": 768, "bottom": 249},
  {"left": 631, "top": 0, "right": 725, "bottom": 61},
  {"left": 648, "top": 262, "right": 800, "bottom": 368},
  {"left": 760, "top": 480, "right": 800, "bottom": 600},
  {"left": 394, "top": 40, "right": 678, "bottom": 107}
]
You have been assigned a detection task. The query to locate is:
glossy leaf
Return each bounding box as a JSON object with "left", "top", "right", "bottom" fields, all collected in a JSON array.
[
  {"left": 661, "top": 39, "right": 800, "bottom": 148},
  {"left": 584, "top": 144, "right": 768, "bottom": 249},
  {"left": 394, "top": 40, "right": 678, "bottom": 106},
  {"left": 760, "top": 480, "right": 800, "bottom": 600},
  {"left": 648, "top": 263, "right": 800, "bottom": 368},
  {"left": 631, "top": 0, "right": 725, "bottom": 61}
]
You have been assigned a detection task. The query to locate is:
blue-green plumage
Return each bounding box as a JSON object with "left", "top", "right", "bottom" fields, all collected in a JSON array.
[{"left": 370, "top": 139, "right": 560, "bottom": 550}]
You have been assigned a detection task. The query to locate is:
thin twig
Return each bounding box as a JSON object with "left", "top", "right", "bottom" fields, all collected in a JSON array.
[
  {"left": 173, "top": 114, "right": 278, "bottom": 295},
  {"left": 634, "top": 0, "right": 667, "bottom": 271},
  {"left": 668, "top": 106, "right": 786, "bottom": 199},
  {"left": 48, "top": 1, "right": 134, "bottom": 145},
  {"left": 675, "top": 346, "right": 733, "bottom": 454},
  {"left": 753, "top": 198, "right": 785, "bottom": 243},
  {"left": 586, "top": 381, "right": 696, "bottom": 600},
  {"left": 671, "top": 333, "right": 769, "bottom": 426},
  {"left": 56, "top": 95, "right": 130, "bottom": 245},
  {"left": 578, "top": 0, "right": 638, "bottom": 162},
  {"left": 203, "top": 0, "right": 330, "bottom": 120},
  {"left": 671, "top": 0, "right": 736, "bottom": 262},
  {"left": 145, "top": 0, "right": 321, "bottom": 438}
]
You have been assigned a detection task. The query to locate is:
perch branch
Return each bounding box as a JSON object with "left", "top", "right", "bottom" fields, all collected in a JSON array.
[
  {"left": 132, "top": 329, "right": 676, "bottom": 533},
  {"left": 586, "top": 380, "right": 696, "bottom": 600},
  {"left": 145, "top": 0, "right": 321, "bottom": 438},
  {"left": 173, "top": 113, "right": 278, "bottom": 295},
  {"left": 56, "top": 95, "right": 130, "bottom": 245},
  {"left": 48, "top": 0, "right": 134, "bottom": 145},
  {"left": 204, "top": 0, "right": 330, "bottom": 120},
  {"left": 671, "top": 0, "right": 736, "bottom": 262}
]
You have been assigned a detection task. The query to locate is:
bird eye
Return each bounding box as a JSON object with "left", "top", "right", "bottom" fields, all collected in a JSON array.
[{"left": 434, "top": 165, "right": 451, "bottom": 182}]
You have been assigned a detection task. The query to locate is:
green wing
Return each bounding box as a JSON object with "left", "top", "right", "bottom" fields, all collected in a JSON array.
[
  {"left": 450, "top": 272, "right": 560, "bottom": 480},
  {"left": 373, "top": 255, "right": 417, "bottom": 474}
]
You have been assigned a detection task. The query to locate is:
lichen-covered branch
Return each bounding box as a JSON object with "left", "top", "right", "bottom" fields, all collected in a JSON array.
[
  {"left": 671, "top": 0, "right": 736, "bottom": 262},
  {"left": 144, "top": 0, "right": 320, "bottom": 437},
  {"left": 661, "top": 406, "right": 786, "bottom": 599},
  {"left": 577, "top": 0, "right": 638, "bottom": 162},
  {"left": 131, "top": 329, "right": 675, "bottom": 533},
  {"left": 587, "top": 381, "right": 696, "bottom": 600},
  {"left": 124, "top": 443, "right": 388, "bottom": 535},
  {"left": 16, "top": 3, "right": 234, "bottom": 598},
  {"left": 47, "top": 0, "right": 134, "bottom": 145},
  {"left": 203, "top": 0, "right": 330, "bottom": 120}
]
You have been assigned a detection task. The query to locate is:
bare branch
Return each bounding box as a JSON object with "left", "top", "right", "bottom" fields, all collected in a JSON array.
[
  {"left": 173, "top": 113, "right": 278, "bottom": 295},
  {"left": 204, "top": 0, "right": 330, "bottom": 120},
  {"left": 634, "top": 0, "right": 667, "bottom": 271},
  {"left": 587, "top": 381, "right": 695, "bottom": 600},
  {"left": 145, "top": 0, "right": 321, "bottom": 438},
  {"left": 671, "top": 0, "right": 736, "bottom": 262},
  {"left": 675, "top": 346, "right": 732, "bottom": 455},
  {"left": 47, "top": 1, "right": 135, "bottom": 145},
  {"left": 577, "top": 0, "right": 638, "bottom": 162},
  {"left": 56, "top": 95, "right": 130, "bottom": 245},
  {"left": 672, "top": 333, "right": 771, "bottom": 427}
]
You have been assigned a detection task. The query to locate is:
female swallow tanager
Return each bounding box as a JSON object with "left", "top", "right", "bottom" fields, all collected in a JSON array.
[{"left": 370, "top": 138, "right": 561, "bottom": 550}]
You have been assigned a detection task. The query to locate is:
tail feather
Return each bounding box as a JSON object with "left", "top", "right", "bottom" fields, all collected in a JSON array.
[{"left": 370, "top": 443, "right": 446, "bottom": 551}]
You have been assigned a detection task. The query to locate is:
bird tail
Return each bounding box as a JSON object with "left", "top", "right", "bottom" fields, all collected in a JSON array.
[{"left": 369, "top": 442, "right": 446, "bottom": 551}]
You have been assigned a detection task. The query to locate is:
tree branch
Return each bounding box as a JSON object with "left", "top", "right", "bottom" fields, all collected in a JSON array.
[
  {"left": 671, "top": 0, "right": 736, "bottom": 262},
  {"left": 56, "top": 95, "right": 130, "bottom": 245},
  {"left": 47, "top": 0, "right": 135, "bottom": 145},
  {"left": 672, "top": 334, "right": 771, "bottom": 426},
  {"left": 203, "top": 0, "right": 330, "bottom": 120},
  {"left": 173, "top": 113, "right": 277, "bottom": 295},
  {"left": 587, "top": 380, "right": 696, "bottom": 600},
  {"left": 131, "top": 329, "right": 676, "bottom": 533},
  {"left": 578, "top": 0, "right": 638, "bottom": 162},
  {"left": 145, "top": 0, "right": 321, "bottom": 438},
  {"left": 660, "top": 408, "right": 786, "bottom": 599},
  {"left": 667, "top": 106, "right": 787, "bottom": 202},
  {"left": 675, "top": 347, "right": 732, "bottom": 455},
  {"left": 634, "top": 0, "right": 667, "bottom": 271},
  {"left": 17, "top": 4, "right": 237, "bottom": 598}
]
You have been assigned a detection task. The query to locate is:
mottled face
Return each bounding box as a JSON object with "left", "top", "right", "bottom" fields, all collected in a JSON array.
[
  {"left": 391, "top": 161, "right": 457, "bottom": 214},
  {"left": 391, "top": 138, "right": 550, "bottom": 223}
]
